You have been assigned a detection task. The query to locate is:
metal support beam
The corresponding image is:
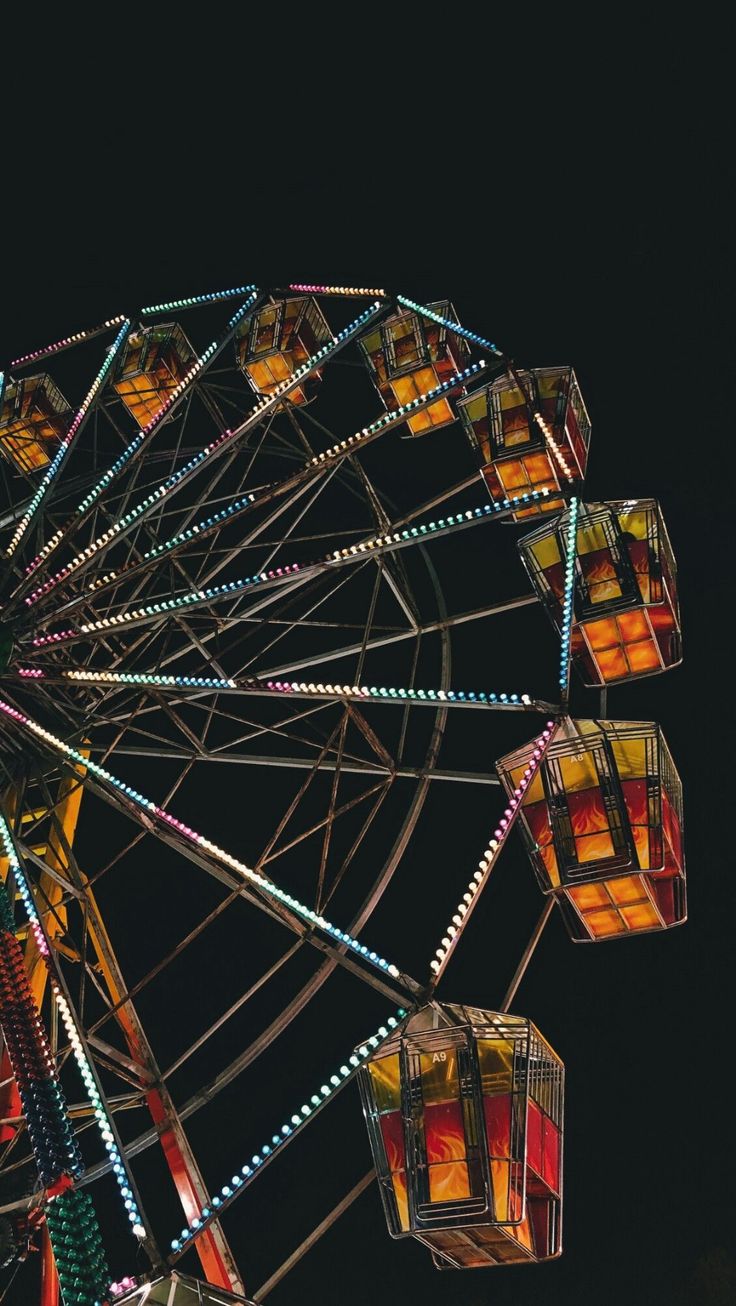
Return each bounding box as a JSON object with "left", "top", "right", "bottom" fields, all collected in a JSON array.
[{"left": 253, "top": 1172, "right": 375, "bottom": 1301}]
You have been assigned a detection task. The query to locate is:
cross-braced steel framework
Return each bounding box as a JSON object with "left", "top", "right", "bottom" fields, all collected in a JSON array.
[{"left": 0, "top": 286, "right": 592, "bottom": 1302}]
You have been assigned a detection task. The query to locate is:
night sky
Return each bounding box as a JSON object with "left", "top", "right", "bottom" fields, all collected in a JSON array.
[{"left": 0, "top": 47, "right": 731, "bottom": 1306}]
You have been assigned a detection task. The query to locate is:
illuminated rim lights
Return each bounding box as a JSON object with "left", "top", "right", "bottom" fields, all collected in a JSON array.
[
  {"left": 397, "top": 294, "right": 503, "bottom": 358},
  {"left": 559, "top": 497, "right": 579, "bottom": 695},
  {"left": 19, "top": 666, "right": 540, "bottom": 712},
  {"left": 429, "top": 723, "right": 557, "bottom": 984},
  {"left": 0, "top": 289, "right": 609, "bottom": 1286},
  {"left": 9, "top": 316, "right": 128, "bottom": 369},
  {"left": 288, "top": 284, "right": 387, "bottom": 297},
  {"left": 168, "top": 1008, "right": 407, "bottom": 1256},
  {"left": 533, "top": 409, "right": 575, "bottom": 483},
  {"left": 142, "top": 284, "right": 257, "bottom": 315}
]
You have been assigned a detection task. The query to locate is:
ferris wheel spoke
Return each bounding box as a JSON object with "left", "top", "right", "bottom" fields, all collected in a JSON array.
[
  {"left": 140, "top": 284, "right": 258, "bottom": 317},
  {"left": 79, "top": 695, "right": 353, "bottom": 768},
  {"left": 86, "top": 745, "right": 499, "bottom": 785},
  {"left": 47, "top": 447, "right": 459, "bottom": 638},
  {"left": 8, "top": 315, "right": 129, "bottom": 372},
  {"left": 254, "top": 594, "right": 538, "bottom": 680},
  {"left": 18, "top": 666, "right": 552, "bottom": 713},
  {"left": 252, "top": 712, "right": 349, "bottom": 872},
  {"left": 251, "top": 1172, "right": 376, "bottom": 1301}
]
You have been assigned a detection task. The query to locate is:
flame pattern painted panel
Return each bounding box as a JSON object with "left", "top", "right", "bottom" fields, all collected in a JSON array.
[
  {"left": 496, "top": 720, "right": 686, "bottom": 941},
  {"left": 359, "top": 302, "right": 469, "bottom": 435},
  {"left": 236, "top": 297, "right": 332, "bottom": 406},
  {"left": 458, "top": 366, "right": 590, "bottom": 520},
  {"left": 113, "top": 323, "right": 196, "bottom": 427},
  {"left": 519, "top": 499, "right": 682, "bottom": 685},
  {"left": 0, "top": 374, "right": 71, "bottom": 472},
  {"left": 358, "top": 1006, "right": 564, "bottom": 1269}
]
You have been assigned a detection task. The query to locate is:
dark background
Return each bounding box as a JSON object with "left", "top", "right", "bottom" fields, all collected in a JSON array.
[{"left": 0, "top": 36, "right": 732, "bottom": 1306}]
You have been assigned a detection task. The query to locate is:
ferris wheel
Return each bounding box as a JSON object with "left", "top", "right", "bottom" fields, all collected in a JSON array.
[{"left": 0, "top": 285, "right": 684, "bottom": 1306}]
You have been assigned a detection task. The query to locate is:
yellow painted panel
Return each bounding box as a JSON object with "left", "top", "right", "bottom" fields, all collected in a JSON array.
[
  {"left": 596, "top": 647, "right": 629, "bottom": 681},
  {"left": 519, "top": 768, "right": 545, "bottom": 805},
  {"left": 632, "top": 825, "right": 651, "bottom": 871},
  {"left": 419, "top": 1048, "right": 461, "bottom": 1104},
  {"left": 618, "top": 510, "right": 648, "bottom": 540},
  {"left": 392, "top": 1172, "right": 410, "bottom": 1231},
  {"left": 540, "top": 841, "right": 561, "bottom": 887},
  {"left": 575, "top": 830, "right": 616, "bottom": 862},
  {"left": 409, "top": 396, "right": 453, "bottom": 434},
  {"left": 494, "top": 460, "right": 525, "bottom": 491},
  {"left": 499, "top": 385, "right": 525, "bottom": 410},
  {"left": 530, "top": 533, "right": 562, "bottom": 570},
  {"left": 490, "top": 1159, "right": 510, "bottom": 1223},
  {"left": 368, "top": 1054, "right": 402, "bottom": 1114},
  {"left": 462, "top": 393, "right": 486, "bottom": 423},
  {"left": 559, "top": 752, "right": 599, "bottom": 793},
  {"left": 610, "top": 738, "right": 647, "bottom": 779},
  {"left": 576, "top": 522, "right": 610, "bottom": 554},
  {"left": 477, "top": 1038, "right": 514, "bottom": 1095},
  {"left": 627, "top": 640, "right": 661, "bottom": 673}
]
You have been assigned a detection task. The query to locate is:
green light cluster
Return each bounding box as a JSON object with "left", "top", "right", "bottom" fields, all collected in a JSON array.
[{"left": 45, "top": 1189, "right": 110, "bottom": 1306}]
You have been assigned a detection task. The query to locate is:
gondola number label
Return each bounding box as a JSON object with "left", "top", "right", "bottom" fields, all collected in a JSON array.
[{"left": 432, "top": 1052, "right": 447, "bottom": 1063}]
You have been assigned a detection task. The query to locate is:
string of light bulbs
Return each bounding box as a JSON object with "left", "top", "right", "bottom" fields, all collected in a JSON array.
[
  {"left": 17, "top": 666, "right": 547, "bottom": 714},
  {"left": 8, "top": 316, "right": 128, "bottom": 370},
  {"left": 288, "top": 284, "right": 387, "bottom": 297},
  {"left": 559, "top": 496, "right": 579, "bottom": 697},
  {"left": 141, "top": 284, "right": 257, "bottom": 315},
  {"left": 428, "top": 723, "right": 558, "bottom": 988},
  {"left": 168, "top": 1007, "right": 407, "bottom": 1259},
  {"left": 397, "top": 294, "right": 503, "bottom": 358},
  {"left": 533, "top": 410, "right": 575, "bottom": 483}
]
